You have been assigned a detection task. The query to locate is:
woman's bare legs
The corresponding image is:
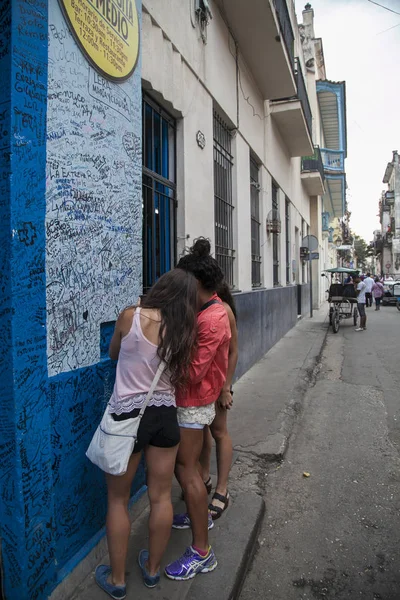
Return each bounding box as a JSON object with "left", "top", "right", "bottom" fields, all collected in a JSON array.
[
  {"left": 105, "top": 452, "right": 142, "bottom": 586},
  {"left": 209, "top": 403, "right": 233, "bottom": 513},
  {"left": 175, "top": 427, "right": 209, "bottom": 550},
  {"left": 199, "top": 425, "right": 213, "bottom": 483},
  {"left": 145, "top": 444, "right": 179, "bottom": 575}
]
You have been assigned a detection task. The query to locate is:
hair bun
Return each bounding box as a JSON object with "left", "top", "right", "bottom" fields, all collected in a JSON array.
[{"left": 190, "top": 237, "right": 211, "bottom": 258}]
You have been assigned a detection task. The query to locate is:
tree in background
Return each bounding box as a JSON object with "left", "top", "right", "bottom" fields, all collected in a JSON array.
[{"left": 353, "top": 235, "right": 374, "bottom": 272}]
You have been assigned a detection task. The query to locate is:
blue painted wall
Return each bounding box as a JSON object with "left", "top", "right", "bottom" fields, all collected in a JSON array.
[
  {"left": 0, "top": 0, "right": 16, "bottom": 594},
  {"left": 0, "top": 1, "right": 143, "bottom": 598},
  {"left": 233, "top": 284, "right": 310, "bottom": 380}
]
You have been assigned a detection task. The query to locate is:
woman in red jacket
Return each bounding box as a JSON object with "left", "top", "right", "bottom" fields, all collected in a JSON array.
[{"left": 164, "top": 238, "right": 231, "bottom": 581}]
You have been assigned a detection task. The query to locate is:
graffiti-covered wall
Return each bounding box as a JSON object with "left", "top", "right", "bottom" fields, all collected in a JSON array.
[
  {"left": 0, "top": 1, "right": 143, "bottom": 599},
  {"left": 46, "top": 1, "right": 142, "bottom": 376}
]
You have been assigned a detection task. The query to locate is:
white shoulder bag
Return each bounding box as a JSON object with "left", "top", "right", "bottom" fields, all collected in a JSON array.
[{"left": 86, "top": 361, "right": 166, "bottom": 476}]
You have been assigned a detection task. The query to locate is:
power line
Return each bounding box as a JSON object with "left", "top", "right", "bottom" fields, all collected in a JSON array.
[
  {"left": 377, "top": 22, "right": 400, "bottom": 34},
  {"left": 367, "top": 0, "right": 400, "bottom": 16}
]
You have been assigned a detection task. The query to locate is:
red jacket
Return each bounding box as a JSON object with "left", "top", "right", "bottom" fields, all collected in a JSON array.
[{"left": 176, "top": 295, "right": 231, "bottom": 407}]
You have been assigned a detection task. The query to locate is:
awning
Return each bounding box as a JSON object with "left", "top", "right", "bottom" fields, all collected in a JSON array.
[
  {"left": 323, "top": 174, "right": 346, "bottom": 218},
  {"left": 316, "top": 80, "right": 347, "bottom": 157}
]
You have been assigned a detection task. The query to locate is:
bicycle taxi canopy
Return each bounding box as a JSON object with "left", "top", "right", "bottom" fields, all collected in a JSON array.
[{"left": 324, "top": 267, "right": 360, "bottom": 275}]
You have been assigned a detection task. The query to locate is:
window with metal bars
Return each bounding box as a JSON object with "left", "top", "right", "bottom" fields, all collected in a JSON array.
[
  {"left": 272, "top": 182, "right": 279, "bottom": 286},
  {"left": 142, "top": 97, "right": 176, "bottom": 292},
  {"left": 250, "top": 158, "right": 261, "bottom": 287},
  {"left": 285, "top": 198, "right": 290, "bottom": 284},
  {"left": 214, "top": 111, "right": 235, "bottom": 287}
]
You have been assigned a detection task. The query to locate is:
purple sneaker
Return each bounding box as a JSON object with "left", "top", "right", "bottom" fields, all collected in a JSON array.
[
  {"left": 165, "top": 546, "right": 217, "bottom": 581},
  {"left": 172, "top": 512, "right": 214, "bottom": 530}
]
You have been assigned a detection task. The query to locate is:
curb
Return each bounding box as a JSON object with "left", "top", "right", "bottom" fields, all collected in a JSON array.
[
  {"left": 189, "top": 492, "right": 266, "bottom": 600},
  {"left": 275, "top": 322, "right": 329, "bottom": 459},
  {"left": 65, "top": 491, "right": 265, "bottom": 600}
]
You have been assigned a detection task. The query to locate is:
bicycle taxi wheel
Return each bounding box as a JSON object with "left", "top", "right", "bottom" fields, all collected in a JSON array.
[{"left": 331, "top": 306, "right": 340, "bottom": 333}]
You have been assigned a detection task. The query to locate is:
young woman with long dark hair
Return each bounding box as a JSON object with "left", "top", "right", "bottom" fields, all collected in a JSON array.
[
  {"left": 164, "top": 238, "right": 231, "bottom": 582},
  {"left": 95, "top": 269, "right": 198, "bottom": 599}
]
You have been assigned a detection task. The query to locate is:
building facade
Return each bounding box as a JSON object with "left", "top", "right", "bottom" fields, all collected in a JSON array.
[
  {"left": 141, "top": 0, "right": 347, "bottom": 371},
  {"left": 0, "top": 1, "right": 348, "bottom": 598},
  {"left": 374, "top": 150, "right": 400, "bottom": 278},
  {"left": 300, "top": 5, "right": 348, "bottom": 303}
]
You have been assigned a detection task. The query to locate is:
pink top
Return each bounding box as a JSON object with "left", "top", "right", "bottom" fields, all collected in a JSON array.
[
  {"left": 372, "top": 281, "right": 384, "bottom": 298},
  {"left": 109, "top": 308, "right": 175, "bottom": 415}
]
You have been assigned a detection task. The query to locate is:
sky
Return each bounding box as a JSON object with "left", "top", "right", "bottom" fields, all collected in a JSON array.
[{"left": 294, "top": 0, "right": 400, "bottom": 242}]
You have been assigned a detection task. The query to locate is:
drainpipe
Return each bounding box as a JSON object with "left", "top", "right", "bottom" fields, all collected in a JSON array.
[{"left": 235, "top": 40, "right": 239, "bottom": 130}]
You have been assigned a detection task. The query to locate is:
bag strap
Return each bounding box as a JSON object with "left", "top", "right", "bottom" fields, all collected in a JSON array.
[
  {"left": 138, "top": 361, "right": 166, "bottom": 419},
  {"left": 199, "top": 298, "right": 220, "bottom": 313}
]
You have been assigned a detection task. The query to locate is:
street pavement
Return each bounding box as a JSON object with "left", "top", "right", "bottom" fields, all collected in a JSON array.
[{"left": 240, "top": 304, "right": 400, "bottom": 599}]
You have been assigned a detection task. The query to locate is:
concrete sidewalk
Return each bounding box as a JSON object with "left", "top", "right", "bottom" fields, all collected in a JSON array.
[
  {"left": 231, "top": 303, "right": 329, "bottom": 460},
  {"left": 62, "top": 304, "right": 329, "bottom": 600}
]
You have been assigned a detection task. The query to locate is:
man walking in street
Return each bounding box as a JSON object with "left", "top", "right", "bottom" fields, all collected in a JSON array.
[
  {"left": 355, "top": 275, "right": 367, "bottom": 332},
  {"left": 364, "top": 272, "right": 374, "bottom": 308}
]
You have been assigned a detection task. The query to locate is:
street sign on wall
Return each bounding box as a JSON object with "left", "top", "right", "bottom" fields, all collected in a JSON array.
[
  {"left": 58, "top": 0, "right": 140, "bottom": 81},
  {"left": 300, "top": 246, "right": 309, "bottom": 261},
  {"left": 302, "top": 235, "right": 318, "bottom": 252}
]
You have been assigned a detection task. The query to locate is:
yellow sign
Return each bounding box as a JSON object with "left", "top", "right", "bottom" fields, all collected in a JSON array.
[{"left": 58, "top": 0, "right": 140, "bottom": 82}]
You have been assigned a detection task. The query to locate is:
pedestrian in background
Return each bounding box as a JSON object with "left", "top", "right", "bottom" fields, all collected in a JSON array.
[
  {"left": 355, "top": 275, "right": 367, "bottom": 332},
  {"left": 166, "top": 238, "right": 231, "bottom": 582},
  {"left": 372, "top": 277, "right": 384, "bottom": 311},
  {"left": 344, "top": 274, "right": 353, "bottom": 285},
  {"left": 95, "top": 269, "right": 199, "bottom": 598},
  {"left": 200, "top": 280, "right": 238, "bottom": 521},
  {"left": 364, "top": 272, "right": 374, "bottom": 307}
]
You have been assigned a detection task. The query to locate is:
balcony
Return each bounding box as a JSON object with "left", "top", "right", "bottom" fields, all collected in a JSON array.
[
  {"left": 322, "top": 212, "right": 330, "bottom": 232},
  {"left": 320, "top": 149, "right": 344, "bottom": 173},
  {"left": 316, "top": 81, "right": 347, "bottom": 218},
  {"left": 323, "top": 175, "right": 346, "bottom": 218},
  {"left": 316, "top": 80, "right": 347, "bottom": 157},
  {"left": 270, "top": 59, "right": 313, "bottom": 157},
  {"left": 373, "top": 239, "right": 383, "bottom": 255},
  {"left": 385, "top": 190, "right": 395, "bottom": 205},
  {"left": 301, "top": 145, "right": 325, "bottom": 195},
  {"left": 384, "top": 232, "right": 393, "bottom": 246},
  {"left": 213, "top": 0, "right": 296, "bottom": 100}
]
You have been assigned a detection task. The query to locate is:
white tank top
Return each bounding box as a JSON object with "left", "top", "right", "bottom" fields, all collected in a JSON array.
[{"left": 108, "top": 308, "right": 175, "bottom": 415}]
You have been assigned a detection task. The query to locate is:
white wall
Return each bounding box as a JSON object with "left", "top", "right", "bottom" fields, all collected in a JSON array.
[{"left": 142, "top": 0, "right": 315, "bottom": 293}]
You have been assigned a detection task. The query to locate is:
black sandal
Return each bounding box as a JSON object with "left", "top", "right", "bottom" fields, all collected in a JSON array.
[
  {"left": 208, "top": 491, "right": 230, "bottom": 520},
  {"left": 204, "top": 477, "right": 213, "bottom": 495}
]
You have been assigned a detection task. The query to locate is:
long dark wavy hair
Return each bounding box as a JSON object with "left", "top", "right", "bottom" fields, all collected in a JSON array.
[
  {"left": 177, "top": 237, "right": 224, "bottom": 292},
  {"left": 141, "top": 269, "right": 198, "bottom": 389},
  {"left": 217, "top": 280, "right": 237, "bottom": 322}
]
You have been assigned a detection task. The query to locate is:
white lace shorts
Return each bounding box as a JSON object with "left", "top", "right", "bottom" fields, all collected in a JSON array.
[{"left": 177, "top": 403, "right": 216, "bottom": 429}]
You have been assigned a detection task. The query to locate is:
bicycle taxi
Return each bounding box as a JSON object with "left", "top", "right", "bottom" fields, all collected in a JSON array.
[{"left": 323, "top": 267, "right": 360, "bottom": 333}]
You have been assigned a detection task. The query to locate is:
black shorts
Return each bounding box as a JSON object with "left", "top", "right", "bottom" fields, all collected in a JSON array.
[{"left": 112, "top": 406, "right": 180, "bottom": 453}]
